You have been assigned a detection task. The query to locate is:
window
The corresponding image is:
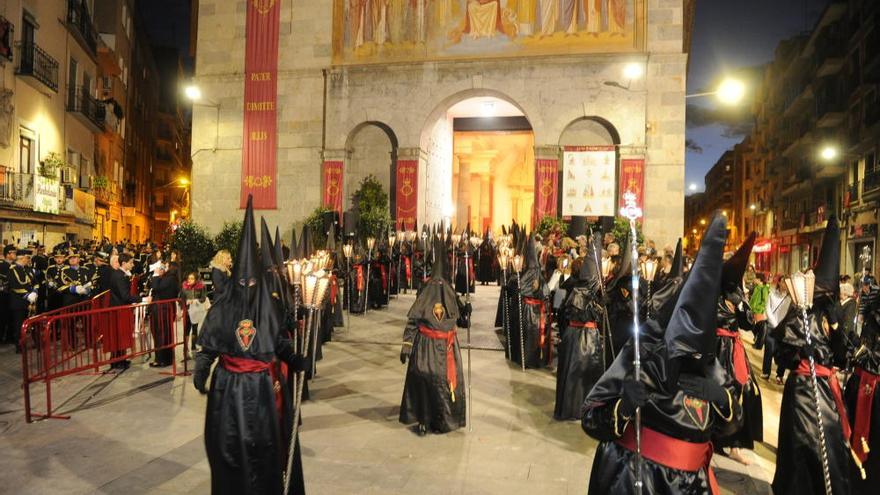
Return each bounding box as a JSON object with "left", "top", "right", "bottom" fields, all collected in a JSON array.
[
  {"left": 80, "top": 157, "right": 91, "bottom": 189},
  {"left": 67, "top": 149, "right": 80, "bottom": 185},
  {"left": 68, "top": 57, "right": 78, "bottom": 107},
  {"left": 18, "top": 129, "right": 34, "bottom": 174},
  {"left": 21, "top": 13, "right": 34, "bottom": 48}
]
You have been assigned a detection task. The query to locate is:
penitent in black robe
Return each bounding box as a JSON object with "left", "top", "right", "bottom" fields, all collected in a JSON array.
[
  {"left": 713, "top": 298, "right": 763, "bottom": 449},
  {"left": 506, "top": 266, "right": 550, "bottom": 369},
  {"left": 554, "top": 280, "right": 607, "bottom": 420},
  {"left": 771, "top": 305, "right": 852, "bottom": 495},
  {"left": 399, "top": 279, "right": 467, "bottom": 433},
  {"left": 582, "top": 321, "right": 739, "bottom": 494},
  {"left": 477, "top": 240, "right": 496, "bottom": 284},
  {"left": 845, "top": 303, "right": 880, "bottom": 495}
]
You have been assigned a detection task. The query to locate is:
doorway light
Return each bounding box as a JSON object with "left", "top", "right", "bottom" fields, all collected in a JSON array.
[{"left": 480, "top": 101, "right": 495, "bottom": 117}]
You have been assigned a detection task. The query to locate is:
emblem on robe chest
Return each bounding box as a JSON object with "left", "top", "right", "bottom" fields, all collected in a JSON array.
[
  {"left": 432, "top": 303, "right": 445, "bottom": 322},
  {"left": 682, "top": 395, "right": 710, "bottom": 430},
  {"left": 236, "top": 320, "right": 257, "bottom": 351},
  {"left": 252, "top": 0, "right": 276, "bottom": 15}
]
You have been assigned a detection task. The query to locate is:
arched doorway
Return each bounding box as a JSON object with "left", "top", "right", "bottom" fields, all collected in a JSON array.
[
  {"left": 346, "top": 122, "right": 398, "bottom": 210},
  {"left": 420, "top": 92, "right": 534, "bottom": 231}
]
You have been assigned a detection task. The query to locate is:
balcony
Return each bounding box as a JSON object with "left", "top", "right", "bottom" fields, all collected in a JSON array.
[
  {"left": 66, "top": 0, "right": 99, "bottom": 56},
  {"left": 66, "top": 86, "right": 106, "bottom": 133},
  {"left": 0, "top": 168, "right": 34, "bottom": 208},
  {"left": 93, "top": 180, "right": 119, "bottom": 206},
  {"left": 815, "top": 82, "right": 847, "bottom": 128},
  {"left": 15, "top": 42, "right": 59, "bottom": 93},
  {"left": 845, "top": 181, "right": 860, "bottom": 207},
  {"left": 814, "top": 36, "right": 846, "bottom": 77},
  {"left": 864, "top": 171, "right": 880, "bottom": 196}
]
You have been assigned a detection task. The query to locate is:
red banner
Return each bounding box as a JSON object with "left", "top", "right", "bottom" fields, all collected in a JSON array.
[
  {"left": 533, "top": 158, "right": 558, "bottom": 225},
  {"left": 395, "top": 159, "right": 418, "bottom": 230},
  {"left": 618, "top": 157, "right": 645, "bottom": 214},
  {"left": 240, "top": 0, "right": 281, "bottom": 209},
  {"left": 322, "top": 161, "right": 344, "bottom": 217}
]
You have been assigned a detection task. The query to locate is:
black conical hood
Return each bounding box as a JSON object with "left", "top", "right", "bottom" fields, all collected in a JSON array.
[
  {"left": 232, "top": 195, "right": 259, "bottom": 286},
  {"left": 671, "top": 239, "right": 683, "bottom": 277},
  {"left": 290, "top": 227, "right": 300, "bottom": 260},
  {"left": 407, "top": 237, "right": 460, "bottom": 328},
  {"left": 260, "top": 218, "right": 277, "bottom": 269},
  {"left": 299, "top": 226, "right": 312, "bottom": 259},
  {"left": 525, "top": 233, "right": 540, "bottom": 269},
  {"left": 608, "top": 233, "right": 633, "bottom": 290},
  {"left": 665, "top": 213, "right": 728, "bottom": 362},
  {"left": 273, "top": 226, "right": 284, "bottom": 267},
  {"left": 431, "top": 236, "right": 447, "bottom": 282},
  {"left": 502, "top": 225, "right": 508, "bottom": 236},
  {"left": 327, "top": 224, "right": 337, "bottom": 252},
  {"left": 578, "top": 233, "right": 601, "bottom": 293},
  {"left": 722, "top": 232, "right": 756, "bottom": 294},
  {"left": 814, "top": 214, "right": 840, "bottom": 297}
]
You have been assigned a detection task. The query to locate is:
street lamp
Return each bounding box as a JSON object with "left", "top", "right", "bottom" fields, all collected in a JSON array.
[
  {"left": 184, "top": 85, "right": 202, "bottom": 101},
  {"left": 750, "top": 204, "right": 757, "bottom": 211},
  {"left": 686, "top": 77, "right": 747, "bottom": 106},
  {"left": 623, "top": 62, "right": 644, "bottom": 81},
  {"left": 184, "top": 82, "right": 221, "bottom": 155},
  {"left": 820, "top": 145, "right": 839, "bottom": 161}
]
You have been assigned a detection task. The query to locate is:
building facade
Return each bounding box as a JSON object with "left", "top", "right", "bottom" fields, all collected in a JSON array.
[
  {"left": 191, "top": 0, "right": 694, "bottom": 246},
  {"left": 688, "top": 0, "right": 880, "bottom": 277}
]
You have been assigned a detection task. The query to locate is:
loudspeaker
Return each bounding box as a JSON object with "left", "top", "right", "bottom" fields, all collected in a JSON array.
[
  {"left": 343, "top": 210, "right": 359, "bottom": 236},
  {"left": 322, "top": 211, "right": 339, "bottom": 234}
]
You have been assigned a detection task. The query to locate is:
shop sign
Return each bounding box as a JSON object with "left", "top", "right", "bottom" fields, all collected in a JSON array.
[
  {"left": 33, "top": 176, "right": 60, "bottom": 214},
  {"left": 753, "top": 241, "right": 772, "bottom": 253}
]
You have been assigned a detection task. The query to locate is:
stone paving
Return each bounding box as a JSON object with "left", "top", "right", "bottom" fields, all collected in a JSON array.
[{"left": 0, "top": 285, "right": 779, "bottom": 494}]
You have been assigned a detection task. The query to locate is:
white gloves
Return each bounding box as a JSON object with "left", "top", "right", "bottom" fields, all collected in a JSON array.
[
  {"left": 48, "top": 281, "right": 56, "bottom": 289},
  {"left": 26, "top": 292, "right": 38, "bottom": 303},
  {"left": 75, "top": 285, "right": 87, "bottom": 295}
]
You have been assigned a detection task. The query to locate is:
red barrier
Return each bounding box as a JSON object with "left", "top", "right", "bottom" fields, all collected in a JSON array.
[{"left": 19, "top": 298, "right": 189, "bottom": 423}]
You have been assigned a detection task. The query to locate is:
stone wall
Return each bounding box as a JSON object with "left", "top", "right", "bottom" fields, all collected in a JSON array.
[{"left": 192, "top": 0, "right": 687, "bottom": 246}]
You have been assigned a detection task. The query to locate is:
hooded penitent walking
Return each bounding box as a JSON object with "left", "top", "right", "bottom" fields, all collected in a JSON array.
[
  {"left": 508, "top": 233, "right": 551, "bottom": 369},
  {"left": 772, "top": 214, "right": 854, "bottom": 495},
  {"left": 554, "top": 234, "right": 608, "bottom": 420},
  {"left": 847, "top": 278, "right": 880, "bottom": 494},
  {"left": 477, "top": 228, "right": 496, "bottom": 285},
  {"left": 399, "top": 237, "right": 470, "bottom": 435},
  {"left": 193, "top": 196, "right": 306, "bottom": 495},
  {"left": 581, "top": 214, "right": 739, "bottom": 494},
  {"left": 713, "top": 233, "right": 763, "bottom": 459}
]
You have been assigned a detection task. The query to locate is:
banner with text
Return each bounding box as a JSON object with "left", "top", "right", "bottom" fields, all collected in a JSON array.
[
  {"left": 561, "top": 146, "right": 616, "bottom": 217},
  {"left": 240, "top": 0, "right": 282, "bottom": 209},
  {"left": 533, "top": 158, "right": 558, "bottom": 225},
  {"left": 395, "top": 159, "right": 418, "bottom": 230},
  {"left": 322, "top": 160, "right": 344, "bottom": 217},
  {"left": 33, "top": 176, "right": 60, "bottom": 214},
  {"left": 618, "top": 157, "right": 645, "bottom": 215}
]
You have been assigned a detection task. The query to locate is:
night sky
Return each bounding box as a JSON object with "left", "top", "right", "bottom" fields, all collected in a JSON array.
[
  {"left": 685, "top": 0, "right": 831, "bottom": 191},
  {"left": 138, "top": 0, "right": 194, "bottom": 72}
]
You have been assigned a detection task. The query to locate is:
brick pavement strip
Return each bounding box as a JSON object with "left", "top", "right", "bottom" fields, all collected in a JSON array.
[{"left": 0, "top": 285, "right": 775, "bottom": 494}]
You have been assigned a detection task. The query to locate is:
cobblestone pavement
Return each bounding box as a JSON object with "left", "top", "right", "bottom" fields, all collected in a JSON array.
[{"left": 0, "top": 285, "right": 777, "bottom": 494}]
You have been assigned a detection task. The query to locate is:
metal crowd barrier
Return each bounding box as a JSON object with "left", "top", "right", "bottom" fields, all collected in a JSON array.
[{"left": 19, "top": 297, "right": 189, "bottom": 423}]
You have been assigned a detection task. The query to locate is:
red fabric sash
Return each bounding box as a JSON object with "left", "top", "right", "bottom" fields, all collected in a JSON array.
[
  {"left": 379, "top": 264, "right": 388, "bottom": 293},
  {"left": 418, "top": 325, "right": 458, "bottom": 401},
  {"left": 570, "top": 321, "right": 598, "bottom": 329},
  {"left": 524, "top": 297, "right": 550, "bottom": 363},
  {"left": 853, "top": 367, "right": 880, "bottom": 462},
  {"left": 404, "top": 256, "right": 412, "bottom": 283},
  {"left": 616, "top": 425, "right": 718, "bottom": 495},
  {"left": 468, "top": 258, "right": 475, "bottom": 284},
  {"left": 329, "top": 274, "right": 338, "bottom": 305},
  {"left": 355, "top": 265, "right": 364, "bottom": 291},
  {"left": 796, "top": 360, "right": 852, "bottom": 440},
  {"left": 716, "top": 328, "right": 749, "bottom": 385},
  {"left": 221, "top": 355, "right": 283, "bottom": 419}
]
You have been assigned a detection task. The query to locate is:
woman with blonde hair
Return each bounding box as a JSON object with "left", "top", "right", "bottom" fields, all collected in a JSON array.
[{"left": 209, "top": 250, "right": 233, "bottom": 301}]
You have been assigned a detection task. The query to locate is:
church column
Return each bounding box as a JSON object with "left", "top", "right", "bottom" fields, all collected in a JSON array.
[
  {"left": 533, "top": 145, "right": 560, "bottom": 225},
  {"left": 322, "top": 149, "right": 348, "bottom": 218},
  {"left": 480, "top": 175, "right": 491, "bottom": 231},
  {"left": 395, "top": 147, "right": 420, "bottom": 231}
]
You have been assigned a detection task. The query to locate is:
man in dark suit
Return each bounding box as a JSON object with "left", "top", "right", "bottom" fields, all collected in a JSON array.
[
  {"left": 0, "top": 245, "right": 16, "bottom": 344},
  {"left": 8, "top": 250, "right": 38, "bottom": 351},
  {"left": 148, "top": 261, "right": 180, "bottom": 367}
]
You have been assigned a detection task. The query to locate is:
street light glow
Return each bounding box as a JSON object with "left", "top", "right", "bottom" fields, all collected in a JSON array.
[
  {"left": 623, "top": 62, "right": 643, "bottom": 80},
  {"left": 750, "top": 204, "right": 756, "bottom": 211},
  {"left": 716, "top": 78, "right": 746, "bottom": 105},
  {"left": 184, "top": 85, "right": 202, "bottom": 101},
  {"left": 179, "top": 177, "right": 190, "bottom": 186},
  {"left": 688, "top": 183, "right": 698, "bottom": 192},
  {"left": 700, "top": 219, "right": 706, "bottom": 225},
  {"left": 820, "top": 145, "right": 839, "bottom": 161}
]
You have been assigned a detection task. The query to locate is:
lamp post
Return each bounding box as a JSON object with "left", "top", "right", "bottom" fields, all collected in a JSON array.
[
  {"left": 639, "top": 258, "right": 658, "bottom": 318},
  {"left": 499, "top": 252, "right": 510, "bottom": 360},
  {"left": 784, "top": 271, "right": 832, "bottom": 495},
  {"left": 512, "top": 254, "right": 525, "bottom": 372}
]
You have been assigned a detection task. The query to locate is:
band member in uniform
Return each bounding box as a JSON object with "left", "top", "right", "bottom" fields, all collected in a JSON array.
[
  {"left": 581, "top": 214, "right": 739, "bottom": 494},
  {"left": 194, "top": 197, "right": 306, "bottom": 495},
  {"left": 0, "top": 245, "right": 16, "bottom": 344},
  {"left": 59, "top": 250, "right": 92, "bottom": 307},
  {"left": 46, "top": 250, "right": 67, "bottom": 312},
  {"left": 772, "top": 215, "right": 854, "bottom": 495},
  {"left": 9, "top": 249, "right": 39, "bottom": 350},
  {"left": 714, "top": 233, "right": 763, "bottom": 464},
  {"left": 399, "top": 236, "right": 470, "bottom": 436}
]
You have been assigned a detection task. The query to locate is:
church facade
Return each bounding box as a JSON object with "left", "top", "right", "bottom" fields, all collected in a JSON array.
[{"left": 191, "top": 0, "right": 693, "bottom": 246}]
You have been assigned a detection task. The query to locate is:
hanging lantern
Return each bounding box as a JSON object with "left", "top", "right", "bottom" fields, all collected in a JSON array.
[
  {"left": 512, "top": 255, "right": 524, "bottom": 273},
  {"left": 785, "top": 270, "right": 816, "bottom": 309},
  {"left": 303, "top": 274, "right": 318, "bottom": 308},
  {"left": 640, "top": 258, "right": 659, "bottom": 282},
  {"left": 342, "top": 243, "right": 353, "bottom": 260},
  {"left": 498, "top": 253, "right": 509, "bottom": 271}
]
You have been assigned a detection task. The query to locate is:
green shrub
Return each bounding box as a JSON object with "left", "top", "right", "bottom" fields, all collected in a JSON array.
[
  {"left": 170, "top": 220, "right": 216, "bottom": 275},
  {"left": 352, "top": 175, "right": 390, "bottom": 241},
  {"left": 213, "top": 220, "right": 243, "bottom": 262}
]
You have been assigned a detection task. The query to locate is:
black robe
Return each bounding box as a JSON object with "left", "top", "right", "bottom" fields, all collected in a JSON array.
[
  {"left": 506, "top": 267, "right": 550, "bottom": 369},
  {"left": 399, "top": 280, "right": 467, "bottom": 432},
  {"left": 712, "top": 299, "right": 763, "bottom": 449},
  {"left": 845, "top": 316, "right": 880, "bottom": 494},
  {"left": 771, "top": 305, "right": 852, "bottom": 495},
  {"left": 582, "top": 321, "right": 740, "bottom": 494},
  {"left": 348, "top": 260, "right": 368, "bottom": 314},
  {"left": 477, "top": 240, "right": 496, "bottom": 283},
  {"left": 554, "top": 281, "right": 607, "bottom": 420}
]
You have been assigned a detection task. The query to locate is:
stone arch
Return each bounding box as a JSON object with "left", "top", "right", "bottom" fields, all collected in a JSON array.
[
  {"left": 345, "top": 121, "right": 399, "bottom": 211},
  {"left": 558, "top": 116, "right": 620, "bottom": 147},
  {"left": 417, "top": 88, "right": 535, "bottom": 228}
]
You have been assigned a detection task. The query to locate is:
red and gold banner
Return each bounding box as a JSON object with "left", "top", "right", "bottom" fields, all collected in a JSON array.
[
  {"left": 395, "top": 159, "right": 418, "bottom": 230},
  {"left": 240, "top": 0, "right": 282, "bottom": 209},
  {"left": 533, "top": 158, "right": 558, "bottom": 225},
  {"left": 322, "top": 160, "right": 344, "bottom": 217},
  {"left": 618, "top": 157, "right": 645, "bottom": 214}
]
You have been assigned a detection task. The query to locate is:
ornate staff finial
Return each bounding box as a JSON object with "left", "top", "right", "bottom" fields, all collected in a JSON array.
[{"left": 620, "top": 191, "right": 642, "bottom": 221}]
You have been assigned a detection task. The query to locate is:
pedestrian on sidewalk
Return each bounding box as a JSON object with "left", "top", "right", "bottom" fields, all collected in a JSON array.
[
  {"left": 750, "top": 272, "right": 769, "bottom": 349},
  {"left": 763, "top": 275, "right": 791, "bottom": 383},
  {"left": 181, "top": 272, "right": 208, "bottom": 358}
]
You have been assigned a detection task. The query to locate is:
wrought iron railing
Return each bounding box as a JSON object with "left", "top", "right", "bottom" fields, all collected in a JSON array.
[
  {"left": 15, "top": 42, "right": 58, "bottom": 92},
  {"left": 66, "top": 0, "right": 99, "bottom": 56},
  {"left": 0, "top": 168, "right": 35, "bottom": 205},
  {"left": 66, "top": 86, "right": 106, "bottom": 130}
]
